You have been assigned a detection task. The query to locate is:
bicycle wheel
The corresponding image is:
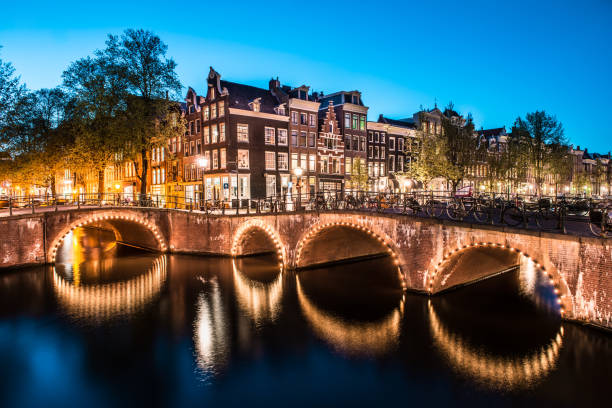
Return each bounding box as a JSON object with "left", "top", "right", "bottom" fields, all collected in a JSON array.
[
  {"left": 535, "top": 209, "right": 558, "bottom": 230},
  {"left": 426, "top": 200, "right": 443, "bottom": 218},
  {"left": 472, "top": 203, "right": 488, "bottom": 223},
  {"left": 502, "top": 205, "right": 523, "bottom": 226},
  {"left": 446, "top": 202, "right": 464, "bottom": 221}
]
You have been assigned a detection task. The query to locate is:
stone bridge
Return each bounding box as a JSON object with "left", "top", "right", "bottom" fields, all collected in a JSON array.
[{"left": 0, "top": 207, "right": 610, "bottom": 329}]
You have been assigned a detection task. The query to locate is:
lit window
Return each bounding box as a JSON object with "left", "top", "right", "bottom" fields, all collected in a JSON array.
[
  {"left": 345, "top": 157, "right": 352, "bottom": 174},
  {"left": 204, "top": 151, "right": 210, "bottom": 170},
  {"left": 265, "top": 151, "right": 276, "bottom": 170},
  {"left": 308, "top": 132, "right": 316, "bottom": 147},
  {"left": 360, "top": 115, "right": 365, "bottom": 130},
  {"left": 237, "top": 124, "right": 249, "bottom": 143},
  {"left": 309, "top": 154, "right": 315, "bottom": 172},
  {"left": 344, "top": 113, "right": 350, "bottom": 128},
  {"left": 220, "top": 148, "right": 226, "bottom": 169},
  {"left": 265, "top": 127, "right": 275, "bottom": 145},
  {"left": 213, "top": 150, "right": 218, "bottom": 169},
  {"left": 237, "top": 149, "right": 249, "bottom": 169},
  {"left": 211, "top": 103, "right": 217, "bottom": 118},
  {"left": 291, "top": 130, "right": 298, "bottom": 146},
  {"left": 218, "top": 100, "right": 224, "bottom": 116},
  {"left": 212, "top": 124, "right": 218, "bottom": 143},
  {"left": 278, "top": 129, "right": 288, "bottom": 145},
  {"left": 352, "top": 114, "right": 358, "bottom": 129},
  {"left": 278, "top": 153, "right": 288, "bottom": 170},
  {"left": 204, "top": 127, "right": 210, "bottom": 144},
  {"left": 291, "top": 153, "right": 298, "bottom": 170},
  {"left": 219, "top": 123, "right": 225, "bottom": 142}
]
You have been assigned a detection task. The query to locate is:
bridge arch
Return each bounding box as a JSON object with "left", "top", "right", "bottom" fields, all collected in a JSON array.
[
  {"left": 230, "top": 219, "right": 287, "bottom": 267},
  {"left": 48, "top": 211, "right": 167, "bottom": 263},
  {"left": 294, "top": 220, "right": 406, "bottom": 289},
  {"left": 426, "top": 241, "right": 573, "bottom": 317}
]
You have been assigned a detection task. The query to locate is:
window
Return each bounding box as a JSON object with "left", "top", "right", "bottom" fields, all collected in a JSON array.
[
  {"left": 345, "top": 157, "right": 352, "bottom": 174},
  {"left": 265, "top": 127, "right": 275, "bottom": 145},
  {"left": 344, "top": 113, "right": 351, "bottom": 128},
  {"left": 213, "top": 150, "right": 218, "bottom": 169},
  {"left": 321, "top": 156, "right": 329, "bottom": 173},
  {"left": 204, "top": 106, "right": 209, "bottom": 120},
  {"left": 360, "top": 115, "right": 365, "bottom": 130},
  {"left": 353, "top": 136, "right": 359, "bottom": 151},
  {"left": 291, "top": 153, "right": 298, "bottom": 170},
  {"left": 218, "top": 123, "right": 224, "bottom": 142},
  {"left": 380, "top": 162, "right": 385, "bottom": 175},
  {"left": 277, "top": 106, "right": 286, "bottom": 116},
  {"left": 345, "top": 135, "right": 351, "bottom": 150},
  {"left": 161, "top": 148, "right": 164, "bottom": 161},
  {"left": 290, "top": 130, "right": 298, "bottom": 146},
  {"left": 374, "top": 132, "right": 379, "bottom": 143},
  {"left": 184, "top": 142, "right": 189, "bottom": 155},
  {"left": 211, "top": 103, "right": 217, "bottom": 118},
  {"left": 204, "top": 151, "right": 210, "bottom": 170},
  {"left": 352, "top": 114, "right": 358, "bottom": 129},
  {"left": 265, "top": 175, "right": 276, "bottom": 198},
  {"left": 161, "top": 168, "right": 165, "bottom": 183},
  {"left": 368, "top": 131, "right": 373, "bottom": 142},
  {"left": 389, "top": 155, "right": 395, "bottom": 172},
  {"left": 300, "top": 113, "right": 307, "bottom": 125},
  {"left": 196, "top": 120, "right": 201, "bottom": 134},
  {"left": 300, "top": 154, "right": 307, "bottom": 170},
  {"left": 211, "top": 124, "right": 218, "bottom": 143},
  {"left": 190, "top": 141, "right": 195, "bottom": 155},
  {"left": 291, "top": 111, "right": 299, "bottom": 124},
  {"left": 237, "top": 124, "right": 249, "bottom": 143},
  {"left": 190, "top": 121, "right": 194, "bottom": 135},
  {"left": 360, "top": 136, "right": 366, "bottom": 151},
  {"left": 309, "top": 114, "right": 316, "bottom": 127},
  {"left": 237, "top": 149, "right": 249, "bottom": 169},
  {"left": 375, "top": 146, "right": 379, "bottom": 159},
  {"left": 381, "top": 147, "right": 385, "bottom": 159},
  {"left": 381, "top": 132, "right": 386, "bottom": 143},
  {"left": 308, "top": 132, "right": 316, "bottom": 147},
  {"left": 265, "top": 151, "right": 276, "bottom": 170},
  {"left": 398, "top": 158, "right": 404, "bottom": 172},
  {"left": 220, "top": 148, "right": 226, "bottom": 169},
  {"left": 196, "top": 140, "right": 201, "bottom": 155},
  {"left": 151, "top": 148, "right": 156, "bottom": 162},
  {"left": 278, "top": 129, "right": 288, "bottom": 145},
  {"left": 299, "top": 131, "right": 307, "bottom": 147},
  {"left": 189, "top": 105, "right": 194, "bottom": 114},
  {"left": 309, "top": 154, "right": 315, "bottom": 172},
  {"left": 389, "top": 137, "right": 395, "bottom": 151},
  {"left": 204, "top": 127, "right": 210, "bottom": 144},
  {"left": 278, "top": 153, "right": 288, "bottom": 170},
  {"left": 369, "top": 146, "right": 373, "bottom": 159},
  {"left": 352, "top": 94, "right": 359, "bottom": 104},
  {"left": 218, "top": 100, "right": 224, "bottom": 116},
  {"left": 397, "top": 138, "right": 404, "bottom": 152}
]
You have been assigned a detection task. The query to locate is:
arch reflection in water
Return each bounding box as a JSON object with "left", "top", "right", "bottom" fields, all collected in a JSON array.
[
  {"left": 194, "top": 277, "right": 230, "bottom": 377},
  {"left": 296, "top": 275, "right": 404, "bottom": 357},
  {"left": 428, "top": 300, "right": 563, "bottom": 390},
  {"left": 53, "top": 255, "right": 167, "bottom": 322},
  {"left": 232, "top": 257, "right": 283, "bottom": 326}
]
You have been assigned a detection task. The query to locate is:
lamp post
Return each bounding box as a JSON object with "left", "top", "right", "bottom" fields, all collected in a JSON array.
[
  {"left": 293, "top": 167, "right": 303, "bottom": 210},
  {"left": 197, "top": 157, "right": 208, "bottom": 209}
]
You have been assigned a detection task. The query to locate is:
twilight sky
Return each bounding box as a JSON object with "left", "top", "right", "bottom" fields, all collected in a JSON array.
[{"left": 1, "top": 0, "right": 610, "bottom": 152}]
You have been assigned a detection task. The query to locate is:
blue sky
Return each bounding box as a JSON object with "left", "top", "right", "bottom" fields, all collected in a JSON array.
[{"left": 1, "top": 0, "right": 610, "bottom": 152}]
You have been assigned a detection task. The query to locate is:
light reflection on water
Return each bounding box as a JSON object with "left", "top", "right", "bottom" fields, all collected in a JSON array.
[{"left": 0, "top": 231, "right": 610, "bottom": 407}]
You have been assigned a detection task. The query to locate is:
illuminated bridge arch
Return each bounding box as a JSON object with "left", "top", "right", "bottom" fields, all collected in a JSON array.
[
  {"left": 48, "top": 211, "right": 167, "bottom": 263},
  {"left": 231, "top": 218, "right": 287, "bottom": 267},
  {"left": 425, "top": 241, "right": 573, "bottom": 317},
  {"left": 294, "top": 220, "right": 406, "bottom": 289}
]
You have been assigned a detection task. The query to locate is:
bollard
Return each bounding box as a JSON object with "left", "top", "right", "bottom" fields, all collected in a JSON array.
[{"left": 8, "top": 197, "right": 12, "bottom": 216}]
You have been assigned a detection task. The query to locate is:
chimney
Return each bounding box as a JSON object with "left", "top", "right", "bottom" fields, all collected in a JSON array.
[
  {"left": 269, "top": 77, "right": 280, "bottom": 93},
  {"left": 577, "top": 145, "right": 580, "bottom": 150}
]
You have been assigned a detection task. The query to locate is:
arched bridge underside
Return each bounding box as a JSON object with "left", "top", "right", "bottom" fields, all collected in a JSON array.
[{"left": 1, "top": 209, "right": 610, "bottom": 329}]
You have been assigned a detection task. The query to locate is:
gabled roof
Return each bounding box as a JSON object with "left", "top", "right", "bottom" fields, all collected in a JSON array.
[
  {"left": 377, "top": 114, "right": 417, "bottom": 129},
  {"left": 221, "top": 80, "right": 279, "bottom": 114},
  {"left": 477, "top": 127, "right": 506, "bottom": 138}
]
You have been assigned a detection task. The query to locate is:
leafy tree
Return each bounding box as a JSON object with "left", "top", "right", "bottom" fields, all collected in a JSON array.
[
  {"left": 511, "top": 111, "right": 568, "bottom": 195},
  {"left": 0, "top": 46, "right": 26, "bottom": 143},
  {"left": 348, "top": 157, "right": 368, "bottom": 191},
  {"left": 439, "top": 112, "right": 484, "bottom": 193},
  {"left": 407, "top": 131, "right": 447, "bottom": 189}
]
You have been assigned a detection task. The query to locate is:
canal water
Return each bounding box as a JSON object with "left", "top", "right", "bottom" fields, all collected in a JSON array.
[{"left": 0, "top": 229, "right": 610, "bottom": 407}]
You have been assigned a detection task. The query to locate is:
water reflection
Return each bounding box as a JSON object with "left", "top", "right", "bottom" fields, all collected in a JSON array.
[
  {"left": 52, "top": 255, "right": 167, "bottom": 322},
  {"left": 193, "top": 276, "right": 229, "bottom": 376},
  {"left": 232, "top": 257, "right": 283, "bottom": 326}
]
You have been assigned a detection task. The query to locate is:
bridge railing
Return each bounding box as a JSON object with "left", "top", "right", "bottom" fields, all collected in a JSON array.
[{"left": 1, "top": 191, "right": 610, "bottom": 238}]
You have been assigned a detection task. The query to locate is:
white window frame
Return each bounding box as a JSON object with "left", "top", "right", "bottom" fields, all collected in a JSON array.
[{"left": 265, "top": 151, "right": 276, "bottom": 170}]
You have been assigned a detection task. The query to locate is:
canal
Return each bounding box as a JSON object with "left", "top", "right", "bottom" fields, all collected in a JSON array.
[{"left": 0, "top": 227, "right": 610, "bottom": 407}]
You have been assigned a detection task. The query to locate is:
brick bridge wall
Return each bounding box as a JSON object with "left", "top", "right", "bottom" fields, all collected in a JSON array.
[{"left": 0, "top": 208, "right": 610, "bottom": 329}]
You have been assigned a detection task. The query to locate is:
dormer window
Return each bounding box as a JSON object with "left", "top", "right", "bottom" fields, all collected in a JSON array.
[
  {"left": 210, "top": 88, "right": 215, "bottom": 100},
  {"left": 276, "top": 105, "right": 286, "bottom": 116},
  {"left": 249, "top": 98, "right": 262, "bottom": 112},
  {"left": 352, "top": 94, "right": 359, "bottom": 104},
  {"left": 188, "top": 105, "right": 194, "bottom": 114}
]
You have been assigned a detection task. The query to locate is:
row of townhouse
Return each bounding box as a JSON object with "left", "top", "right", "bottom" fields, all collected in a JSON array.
[
  {"left": 144, "top": 67, "right": 418, "bottom": 204},
  {"left": 48, "top": 68, "right": 610, "bottom": 202}
]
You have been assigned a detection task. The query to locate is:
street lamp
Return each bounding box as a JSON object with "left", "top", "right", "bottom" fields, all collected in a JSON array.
[
  {"left": 293, "top": 167, "right": 303, "bottom": 210},
  {"left": 197, "top": 157, "right": 209, "bottom": 208}
]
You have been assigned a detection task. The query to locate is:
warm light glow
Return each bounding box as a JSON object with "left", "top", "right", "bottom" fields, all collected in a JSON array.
[
  {"left": 197, "top": 157, "right": 209, "bottom": 168},
  {"left": 232, "top": 259, "right": 283, "bottom": 325},
  {"left": 293, "top": 167, "right": 303, "bottom": 177}
]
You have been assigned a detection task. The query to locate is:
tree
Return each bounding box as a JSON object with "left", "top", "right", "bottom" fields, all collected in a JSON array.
[
  {"left": 109, "top": 29, "right": 182, "bottom": 196},
  {"left": 439, "top": 112, "right": 484, "bottom": 193},
  {"left": 511, "top": 111, "right": 568, "bottom": 195},
  {"left": 407, "top": 131, "right": 447, "bottom": 189},
  {"left": 348, "top": 157, "right": 369, "bottom": 192},
  {"left": 0, "top": 46, "right": 26, "bottom": 143}
]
